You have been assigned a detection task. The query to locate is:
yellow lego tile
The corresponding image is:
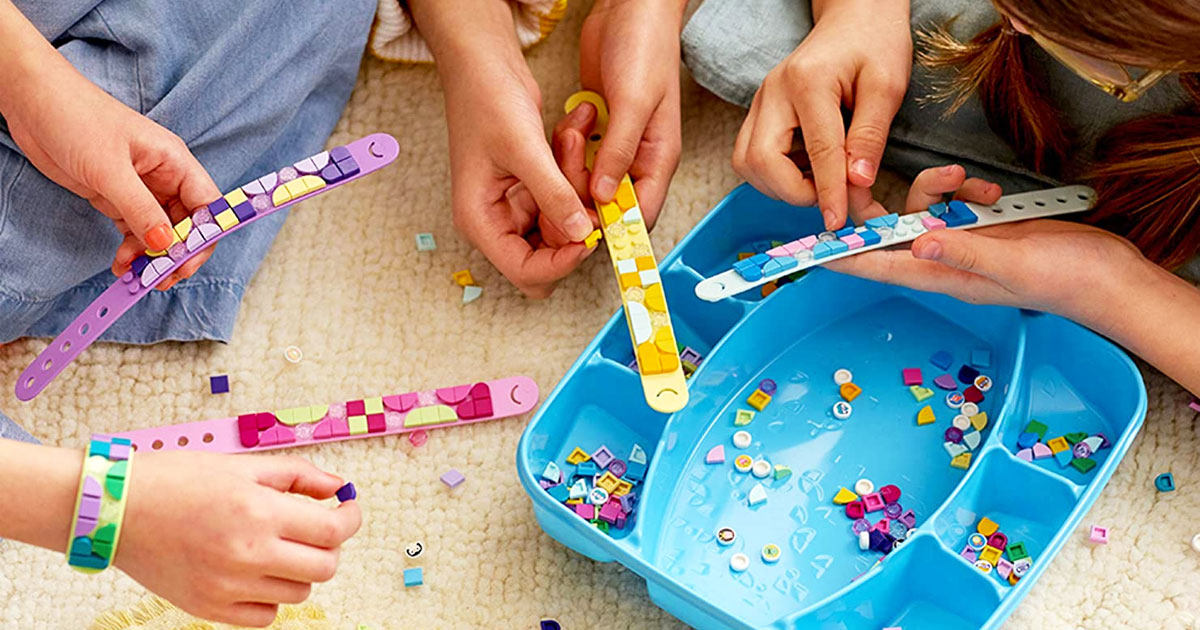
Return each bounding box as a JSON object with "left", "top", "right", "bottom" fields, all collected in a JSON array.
[
  {"left": 271, "top": 186, "right": 293, "bottom": 206},
  {"left": 635, "top": 255, "right": 655, "bottom": 271},
  {"left": 615, "top": 178, "right": 637, "bottom": 210},
  {"left": 1008, "top": 572, "right": 1019, "bottom": 585},
  {"left": 950, "top": 452, "right": 972, "bottom": 470},
  {"left": 214, "top": 209, "right": 240, "bottom": 231},
  {"left": 310, "top": 405, "right": 329, "bottom": 421},
  {"left": 658, "top": 349, "right": 679, "bottom": 372},
  {"left": 566, "top": 448, "right": 591, "bottom": 465},
  {"left": 566, "top": 498, "right": 582, "bottom": 505},
  {"left": 348, "top": 415, "right": 368, "bottom": 435},
  {"left": 404, "top": 405, "right": 459, "bottom": 428},
  {"left": 596, "top": 472, "right": 620, "bottom": 493},
  {"left": 452, "top": 269, "right": 475, "bottom": 286},
  {"left": 833, "top": 487, "right": 858, "bottom": 504},
  {"left": 298, "top": 175, "right": 326, "bottom": 194},
  {"left": 839, "top": 382, "right": 862, "bottom": 402},
  {"left": 916, "top": 405, "right": 936, "bottom": 426},
  {"left": 970, "top": 412, "right": 988, "bottom": 431},
  {"left": 1047, "top": 436, "right": 1069, "bottom": 453},
  {"left": 619, "top": 272, "right": 641, "bottom": 290},
  {"left": 173, "top": 217, "right": 193, "bottom": 241},
  {"left": 599, "top": 202, "right": 622, "bottom": 226},
  {"left": 738, "top": 252, "right": 753, "bottom": 261},
  {"left": 654, "top": 327, "right": 675, "bottom": 353},
  {"left": 644, "top": 283, "right": 667, "bottom": 312},
  {"left": 636, "top": 342, "right": 662, "bottom": 374},
  {"left": 224, "top": 188, "right": 248, "bottom": 208},
  {"left": 747, "top": 389, "right": 772, "bottom": 411},
  {"left": 979, "top": 545, "right": 1002, "bottom": 566},
  {"left": 584, "top": 229, "right": 603, "bottom": 248},
  {"left": 977, "top": 517, "right": 999, "bottom": 537},
  {"left": 364, "top": 397, "right": 384, "bottom": 415},
  {"left": 612, "top": 480, "right": 633, "bottom": 496},
  {"left": 761, "top": 282, "right": 778, "bottom": 298}
]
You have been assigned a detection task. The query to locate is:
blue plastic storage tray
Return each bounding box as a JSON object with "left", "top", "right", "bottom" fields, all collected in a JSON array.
[{"left": 517, "top": 184, "right": 1147, "bottom": 630}]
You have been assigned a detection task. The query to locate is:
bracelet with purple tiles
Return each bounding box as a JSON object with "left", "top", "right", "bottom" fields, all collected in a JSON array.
[{"left": 66, "top": 435, "right": 134, "bottom": 573}]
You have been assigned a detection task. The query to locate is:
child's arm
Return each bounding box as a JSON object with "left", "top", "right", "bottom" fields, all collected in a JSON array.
[
  {"left": 732, "top": 0, "right": 913, "bottom": 231},
  {"left": 559, "top": 0, "right": 689, "bottom": 229},
  {"left": 0, "top": 0, "right": 220, "bottom": 290},
  {"left": 828, "top": 165, "right": 1200, "bottom": 396},
  {"left": 0, "top": 439, "right": 362, "bottom": 627},
  {"left": 409, "top": 0, "right": 598, "bottom": 299}
]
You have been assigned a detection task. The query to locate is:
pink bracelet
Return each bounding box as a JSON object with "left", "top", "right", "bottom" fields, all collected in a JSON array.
[{"left": 107, "top": 376, "right": 538, "bottom": 453}]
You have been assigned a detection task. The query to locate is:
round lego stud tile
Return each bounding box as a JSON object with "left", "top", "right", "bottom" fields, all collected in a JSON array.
[
  {"left": 716, "top": 527, "right": 737, "bottom": 546},
  {"left": 588, "top": 487, "right": 609, "bottom": 505},
  {"left": 734, "top": 454, "right": 754, "bottom": 473},
  {"left": 944, "top": 427, "right": 964, "bottom": 443},
  {"left": 833, "top": 369, "right": 853, "bottom": 385},
  {"left": 1012, "top": 558, "right": 1032, "bottom": 577},
  {"left": 818, "top": 231, "right": 837, "bottom": 243},
  {"left": 974, "top": 559, "right": 994, "bottom": 573},
  {"left": 761, "top": 544, "right": 782, "bottom": 563},
  {"left": 732, "top": 430, "right": 752, "bottom": 449},
  {"left": 888, "top": 519, "right": 909, "bottom": 540},
  {"left": 1072, "top": 442, "right": 1093, "bottom": 459},
  {"left": 960, "top": 402, "right": 980, "bottom": 417},
  {"left": 946, "top": 392, "right": 966, "bottom": 409},
  {"left": 751, "top": 459, "right": 772, "bottom": 478},
  {"left": 858, "top": 530, "right": 870, "bottom": 550},
  {"left": 968, "top": 533, "right": 988, "bottom": 550},
  {"left": 974, "top": 375, "right": 993, "bottom": 392},
  {"left": 758, "top": 378, "right": 777, "bottom": 395},
  {"left": 832, "top": 401, "right": 853, "bottom": 420},
  {"left": 729, "top": 553, "right": 750, "bottom": 572},
  {"left": 879, "top": 484, "right": 901, "bottom": 503},
  {"left": 851, "top": 518, "right": 871, "bottom": 534},
  {"left": 891, "top": 538, "right": 906, "bottom": 551},
  {"left": 284, "top": 345, "right": 303, "bottom": 363},
  {"left": 884, "top": 502, "right": 902, "bottom": 519},
  {"left": 405, "top": 541, "right": 425, "bottom": 558},
  {"left": 854, "top": 478, "right": 874, "bottom": 495},
  {"left": 952, "top": 414, "right": 971, "bottom": 431},
  {"left": 608, "top": 459, "right": 628, "bottom": 477},
  {"left": 1192, "top": 533, "right": 1200, "bottom": 553}
]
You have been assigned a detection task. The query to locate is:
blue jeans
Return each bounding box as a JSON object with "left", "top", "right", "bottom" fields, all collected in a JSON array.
[{"left": 0, "top": 0, "right": 375, "bottom": 440}]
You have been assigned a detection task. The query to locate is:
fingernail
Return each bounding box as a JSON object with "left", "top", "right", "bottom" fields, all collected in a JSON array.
[
  {"left": 564, "top": 212, "right": 593, "bottom": 241},
  {"left": 563, "top": 132, "right": 577, "bottom": 153},
  {"left": 145, "top": 223, "right": 174, "bottom": 251},
  {"left": 822, "top": 210, "right": 838, "bottom": 230},
  {"left": 594, "top": 176, "right": 618, "bottom": 202},
  {"left": 915, "top": 241, "right": 943, "bottom": 260},
  {"left": 942, "top": 164, "right": 959, "bottom": 174},
  {"left": 850, "top": 159, "right": 875, "bottom": 182}
]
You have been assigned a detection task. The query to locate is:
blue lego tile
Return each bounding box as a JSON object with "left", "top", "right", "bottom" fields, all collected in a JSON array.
[
  {"left": 864, "top": 213, "right": 899, "bottom": 228},
  {"left": 232, "top": 201, "right": 257, "bottom": 223},
  {"left": 860, "top": 229, "right": 882, "bottom": 246},
  {"left": 403, "top": 567, "right": 424, "bottom": 587},
  {"left": 929, "top": 202, "right": 948, "bottom": 217},
  {"left": 748, "top": 253, "right": 771, "bottom": 266},
  {"left": 835, "top": 226, "right": 856, "bottom": 238}
]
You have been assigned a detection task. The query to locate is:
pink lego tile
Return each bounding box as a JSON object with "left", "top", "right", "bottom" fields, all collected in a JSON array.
[
  {"left": 795, "top": 235, "right": 818, "bottom": 250},
  {"left": 921, "top": 216, "right": 947, "bottom": 231},
  {"left": 902, "top": 367, "right": 923, "bottom": 386},
  {"left": 766, "top": 246, "right": 791, "bottom": 257},
  {"left": 841, "top": 233, "right": 866, "bottom": 249}
]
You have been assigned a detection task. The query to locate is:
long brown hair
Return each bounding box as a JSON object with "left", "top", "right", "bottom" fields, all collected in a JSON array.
[{"left": 917, "top": 0, "right": 1200, "bottom": 269}]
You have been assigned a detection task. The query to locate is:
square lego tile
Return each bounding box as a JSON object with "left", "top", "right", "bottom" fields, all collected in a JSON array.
[{"left": 209, "top": 375, "right": 229, "bottom": 394}]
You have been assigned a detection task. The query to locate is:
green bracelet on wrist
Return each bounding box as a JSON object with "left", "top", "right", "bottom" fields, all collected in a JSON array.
[{"left": 66, "top": 435, "right": 133, "bottom": 573}]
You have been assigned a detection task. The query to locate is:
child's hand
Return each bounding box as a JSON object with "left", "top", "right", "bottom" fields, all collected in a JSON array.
[
  {"left": 567, "top": 0, "right": 685, "bottom": 228},
  {"left": 732, "top": 0, "right": 912, "bottom": 230},
  {"left": 1, "top": 44, "right": 221, "bottom": 290},
  {"left": 116, "top": 452, "right": 361, "bottom": 627},
  {"left": 439, "top": 48, "right": 597, "bottom": 298},
  {"left": 828, "top": 164, "right": 1150, "bottom": 330}
]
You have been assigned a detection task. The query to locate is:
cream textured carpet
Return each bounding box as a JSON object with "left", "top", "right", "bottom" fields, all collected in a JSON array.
[{"left": 1, "top": 2, "right": 1198, "bottom": 629}]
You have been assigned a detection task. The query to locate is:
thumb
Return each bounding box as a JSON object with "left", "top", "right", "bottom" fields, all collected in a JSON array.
[
  {"left": 590, "top": 103, "right": 652, "bottom": 204},
  {"left": 912, "top": 229, "right": 1008, "bottom": 280},
  {"left": 515, "top": 147, "right": 594, "bottom": 242},
  {"left": 100, "top": 166, "right": 176, "bottom": 252},
  {"left": 255, "top": 455, "right": 345, "bottom": 500}
]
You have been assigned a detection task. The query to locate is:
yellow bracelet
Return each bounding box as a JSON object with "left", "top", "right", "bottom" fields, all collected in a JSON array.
[{"left": 66, "top": 435, "right": 133, "bottom": 573}]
